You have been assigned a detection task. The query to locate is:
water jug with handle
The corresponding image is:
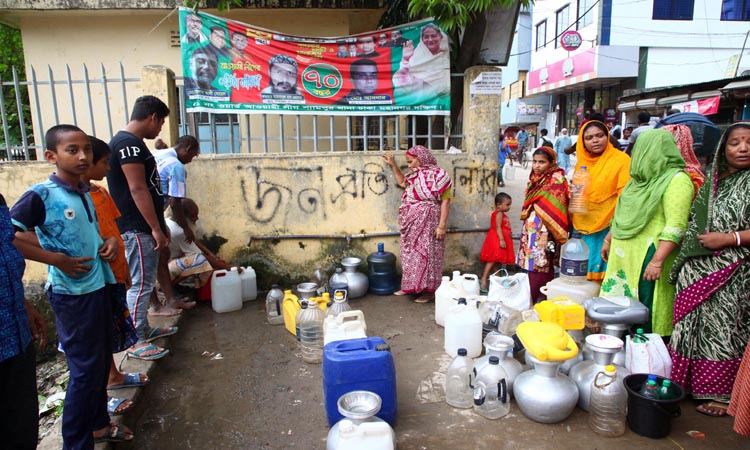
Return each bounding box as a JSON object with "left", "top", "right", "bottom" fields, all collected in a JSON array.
[
  {"left": 282, "top": 290, "right": 301, "bottom": 336},
  {"left": 329, "top": 268, "right": 349, "bottom": 299},
  {"left": 265, "top": 284, "right": 285, "bottom": 325},
  {"left": 473, "top": 333, "right": 523, "bottom": 397},
  {"left": 560, "top": 231, "right": 589, "bottom": 282},
  {"left": 366, "top": 243, "right": 397, "bottom": 295},
  {"left": 444, "top": 298, "right": 482, "bottom": 358},
  {"left": 462, "top": 274, "right": 480, "bottom": 296},
  {"left": 326, "top": 391, "right": 396, "bottom": 450},
  {"left": 327, "top": 290, "right": 352, "bottom": 317},
  {"left": 472, "top": 356, "right": 510, "bottom": 419},
  {"left": 233, "top": 266, "right": 257, "bottom": 301},
  {"left": 435, "top": 276, "right": 460, "bottom": 327},
  {"left": 568, "top": 334, "right": 629, "bottom": 411},
  {"left": 445, "top": 348, "right": 474, "bottom": 409},
  {"left": 211, "top": 269, "right": 242, "bottom": 313},
  {"left": 324, "top": 310, "right": 367, "bottom": 345},
  {"left": 298, "top": 299, "right": 325, "bottom": 364},
  {"left": 589, "top": 365, "right": 627, "bottom": 437}
]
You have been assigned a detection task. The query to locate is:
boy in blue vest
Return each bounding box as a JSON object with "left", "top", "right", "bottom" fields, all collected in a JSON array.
[{"left": 11, "top": 125, "right": 133, "bottom": 448}]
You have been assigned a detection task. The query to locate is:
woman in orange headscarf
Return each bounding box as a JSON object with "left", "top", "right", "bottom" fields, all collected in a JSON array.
[{"left": 572, "top": 120, "right": 631, "bottom": 281}]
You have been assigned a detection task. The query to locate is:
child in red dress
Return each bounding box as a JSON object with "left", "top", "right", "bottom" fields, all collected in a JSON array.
[{"left": 480, "top": 193, "right": 515, "bottom": 292}]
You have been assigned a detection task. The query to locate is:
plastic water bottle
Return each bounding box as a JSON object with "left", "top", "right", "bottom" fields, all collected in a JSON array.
[
  {"left": 327, "top": 290, "right": 352, "bottom": 317},
  {"left": 265, "top": 284, "right": 285, "bottom": 325},
  {"left": 295, "top": 301, "right": 308, "bottom": 341},
  {"left": 589, "top": 365, "right": 627, "bottom": 437},
  {"left": 445, "top": 348, "right": 474, "bottom": 409},
  {"left": 472, "top": 356, "right": 510, "bottom": 419},
  {"left": 639, "top": 379, "right": 660, "bottom": 399},
  {"left": 560, "top": 231, "right": 589, "bottom": 282},
  {"left": 569, "top": 166, "right": 590, "bottom": 214},
  {"left": 658, "top": 379, "right": 675, "bottom": 400},
  {"left": 633, "top": 328, "right": 649, "bottom": 343},
  {"left": 329, "top": 268, "right": 349, "bottom": 299},
  {"left": 298, "top": 299, "right": 325, "bottom": 364}
]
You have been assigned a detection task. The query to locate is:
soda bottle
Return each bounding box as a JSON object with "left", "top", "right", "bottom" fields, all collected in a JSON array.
[
  {"left": 658, "top": 379, "right": 675, "bottom": 400},
  {"left": 569, "top": 166, "right": 591, "bottom": 214},
  {"left": 639, "top": 379, "right": 659, "bottom": 399}
]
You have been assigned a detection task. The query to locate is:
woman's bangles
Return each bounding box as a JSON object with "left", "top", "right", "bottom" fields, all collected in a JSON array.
[{"left": 734, "top": 231, "right": 742, "bottom": 247}]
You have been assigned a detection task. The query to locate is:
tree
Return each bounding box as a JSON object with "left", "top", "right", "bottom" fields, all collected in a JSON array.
[
  {"left": 381, "top": 0, "right": 532, "bottom": 146},
  {"left": 0, "top": 24, "right": 32, "bottom": 158}
]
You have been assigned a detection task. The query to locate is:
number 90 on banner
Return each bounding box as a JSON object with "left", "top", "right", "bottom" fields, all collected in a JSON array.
[{"left": 302, "top": 64, "right": 343, "bottom": 98}]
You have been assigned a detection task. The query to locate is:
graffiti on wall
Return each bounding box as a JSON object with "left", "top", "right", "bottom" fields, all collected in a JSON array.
[{"left": 238, "top": 158, "right": 496, "bottom": 225}]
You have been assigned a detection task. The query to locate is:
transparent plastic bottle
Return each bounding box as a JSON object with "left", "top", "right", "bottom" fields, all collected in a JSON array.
[
  {"left": 639, "top": 379, "right": 660, "bottom": 399},
  {"left": 472, "top": 356, "right": 510, "bottom": 419},
  {"left": 294, "top": 301, "right": 308, "bottom": 342},
  {"left": 560, "top": 231, "right": 590, "bottom": 282},
  {"left": 658, "top": 379, "right": 675, "bottom": 400},
  {"left": 569, "top": 166, "right": 591, "bottom": 214},
  {"left": 327, "top": 290, "right": 352, "bottom": 318},
  {"left": 265, "top": 284, "right": 285, "bottom": 325},
  {"left": 445, "top": 348, "right": 474, "bottom": 409},
  {"left": 329, "top": 268, "right": 349, "bottom": 299},
  {"left": 589, "top": 365, "right": 627, "bottom": 437},
  {"left": 298, "top": 299, "right": 325, "bottom": 364}
]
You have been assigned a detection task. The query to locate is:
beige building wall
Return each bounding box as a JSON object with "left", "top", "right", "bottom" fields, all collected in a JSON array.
[{"left": 14, "top": 8, "right": 385, "bottom": 154}]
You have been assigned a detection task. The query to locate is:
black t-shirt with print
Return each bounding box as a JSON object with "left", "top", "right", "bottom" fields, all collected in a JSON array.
[{"left": 107, "top": 130, "right": 166, "bottom": 234}]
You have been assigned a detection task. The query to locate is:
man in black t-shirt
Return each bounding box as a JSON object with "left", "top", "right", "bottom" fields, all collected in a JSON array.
[{"left": 107, "top": 95, "right": 175, "bottom": 361}]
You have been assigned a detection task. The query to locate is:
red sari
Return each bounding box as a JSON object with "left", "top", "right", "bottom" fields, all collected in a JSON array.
[{"left": 398, "top": 145, "right": 452, "bottom": 294}]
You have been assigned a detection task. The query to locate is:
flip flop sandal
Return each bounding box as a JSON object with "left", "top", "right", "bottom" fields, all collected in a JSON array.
[
  {"left": 696, "top": 401, "right": 729, "bottom": 417},
  {"left": 108, "top": 372, "right": 149, "bottom": 390},
  {"left": 126, "top": 343, "right": 170, "bottom": 361},
  {"left": 107, "top": 396, "right": 134, "bottom": 416},
  {"left": 414, "top": 295, "right": 433, "bottom": 303},
  {"left": 393, "top": 290, "right": 408, "bottom": 296},
  {"left": 94, "top": 423, "right": 134, "bottom": 443},
  {"left": 144, "top": 326, "right": 179, "bottom": 343}
]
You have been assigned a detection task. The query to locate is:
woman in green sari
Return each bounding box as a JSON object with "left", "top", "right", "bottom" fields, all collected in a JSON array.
[
  {"left": 600, "top": 129, "right": 694, "bottom": 335},
  {"left": 669, "top": 123, "right": 750, "bottom": 415}
]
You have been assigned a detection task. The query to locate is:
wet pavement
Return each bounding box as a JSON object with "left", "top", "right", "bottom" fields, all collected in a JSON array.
[{"left": 127, "top": 294, "right": 747, "bottom": 450}]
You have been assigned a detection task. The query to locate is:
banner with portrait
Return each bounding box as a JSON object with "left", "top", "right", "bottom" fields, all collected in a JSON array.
[{"left": 178, "top": 8, "right": 450, "bottom": 116}]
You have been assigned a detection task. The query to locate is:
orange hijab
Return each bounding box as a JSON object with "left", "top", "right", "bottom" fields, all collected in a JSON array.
[{"left": 572, "top": 121, "right": 631, "bottom": 234}]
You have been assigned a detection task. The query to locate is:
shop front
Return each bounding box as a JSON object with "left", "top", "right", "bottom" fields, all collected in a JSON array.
[{"left": 526, "top": 46, "right": 639, "bottom": 136}]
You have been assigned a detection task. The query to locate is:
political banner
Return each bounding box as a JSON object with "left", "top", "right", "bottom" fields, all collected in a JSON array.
[{"left": 178, "top": 8, "right": 450, "bottom": 116}]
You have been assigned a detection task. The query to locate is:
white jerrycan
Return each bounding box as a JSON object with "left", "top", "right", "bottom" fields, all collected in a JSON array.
[
  {"left": 211, "top": 269, "right": 242, "bottom": 313},
  {"left": 324, "top": 310, "right": 367, "bottom": 345}
]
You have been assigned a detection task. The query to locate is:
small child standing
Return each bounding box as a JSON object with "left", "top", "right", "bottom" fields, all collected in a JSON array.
[
  {"left": 10, "top": 125, "right": 131, "bottom": 447},
  {"left": 480, "top": 193, "right": 515, "bottom": 292}
]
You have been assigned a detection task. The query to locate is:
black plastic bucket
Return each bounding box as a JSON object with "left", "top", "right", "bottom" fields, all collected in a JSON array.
[{"left": 623, "top": 374, "right": 686, "bottom": 439}]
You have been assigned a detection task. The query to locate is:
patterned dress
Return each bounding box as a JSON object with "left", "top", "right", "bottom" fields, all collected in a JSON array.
[
  {"left": 669, "top": 125, "right": 750, "bottom": 401},
  {"left": 398, "top": 146, "right": 452, "bottom": 294}
]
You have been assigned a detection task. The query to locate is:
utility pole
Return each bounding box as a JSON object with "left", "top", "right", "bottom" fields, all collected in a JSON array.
[{"left": 734, "top": 29, "right": 750, "bottom": 78}]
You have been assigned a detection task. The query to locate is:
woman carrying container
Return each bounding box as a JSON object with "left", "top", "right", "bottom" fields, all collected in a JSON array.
[
  {"left": 669, "top": 122, "right": 750, "bottom": 417},
  {"left": 600, "top": 129, "right": 694, "bottom": 335},
  {"left": 517, "top": 146, "right": 570, "bottom": 304},
  {"left": 571, "top": 120, "right": 631, "bottom": 282},
  {"left": 383, "top": 145, "right": 452, "bottom": 303}
]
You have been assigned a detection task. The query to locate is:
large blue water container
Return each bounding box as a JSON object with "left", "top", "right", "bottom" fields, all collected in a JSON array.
[
  {"left": 366, "top": 243, "right": 398, "bottom": 295},
  {"left": 322, "top": 337, "right": 397, "bottom": 427}
]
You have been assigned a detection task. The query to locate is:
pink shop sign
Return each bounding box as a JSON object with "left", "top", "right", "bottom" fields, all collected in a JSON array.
[{"left": 528, "top": 49, "right": 596, "bottom": 90}]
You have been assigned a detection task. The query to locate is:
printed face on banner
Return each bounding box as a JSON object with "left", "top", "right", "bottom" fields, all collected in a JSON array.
[{"left": 178, "top": 8, "right": 450, "bottom": 114}]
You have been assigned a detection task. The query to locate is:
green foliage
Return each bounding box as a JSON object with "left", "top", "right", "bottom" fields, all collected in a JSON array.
[
  {"left": 183, "top": 0, "right": 244, "bottom": 12},
  {"left": 406, "top": 0, "right": 530, "bottom": 34},
  {"left": 0, "top": 24, "right": 32, "bottom": 152}
]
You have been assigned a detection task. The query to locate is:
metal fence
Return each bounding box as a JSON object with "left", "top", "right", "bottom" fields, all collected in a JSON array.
[{"left": 1, "top": 64, "right": 462, "bottom": 161}]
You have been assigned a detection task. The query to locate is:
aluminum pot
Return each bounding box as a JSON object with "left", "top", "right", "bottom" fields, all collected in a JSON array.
[
  {"left": 514, "top": 355, "right": 579, "bottom": 423},
  {"left": 341, "top": 257, "right": 369, "bottom": 299}
]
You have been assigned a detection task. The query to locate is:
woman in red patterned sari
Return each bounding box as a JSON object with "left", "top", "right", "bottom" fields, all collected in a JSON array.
[{"left": 383, "top": 145, "right": 452, "bottom": 303}]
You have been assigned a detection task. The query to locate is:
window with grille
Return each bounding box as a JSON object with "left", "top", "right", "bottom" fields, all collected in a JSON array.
[
  {"left": 652, "top": 0, "right": 695, "bottom": 20},
  {"left": 556, "top": 5, "right": 570, "bottom": 48},
  {"left": 721, "top": 0, "right": 750, "bottom": 21},
  {"left": 536, "top": 20, "right": 547, "bottom": 51}
]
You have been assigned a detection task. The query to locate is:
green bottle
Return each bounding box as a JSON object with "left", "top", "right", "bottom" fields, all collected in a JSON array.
[{"left": 658, "top": 380, "right": 675, "bottom": 400}]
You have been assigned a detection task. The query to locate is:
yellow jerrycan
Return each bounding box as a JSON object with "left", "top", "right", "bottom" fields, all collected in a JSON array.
[
  {"left": 534, "top": 297, "right": 585, "bottom": 330},
  {"left": 516, "top": 321, "right": 578, "bottom": 362},
  {"left": 283, "top": 291, "right": 330, "bottom": 336}
]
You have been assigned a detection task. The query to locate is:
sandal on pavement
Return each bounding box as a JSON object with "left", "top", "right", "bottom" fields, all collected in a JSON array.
[
  {"left": 414, "top": 295, "right": 433, "bottom": 303},
  {"left": 145, "top": 326, "right": 178, "bottom": 343},
  {"left": 94, "top": 423, "right": 134, "bottom": 443},
  {"left": 393, "top": 290, "right": 408, "bottom": 296},
  {"left": 126, "top": 343, "right": 169, "bottom": 361},
  {"left": 107, "top": 396, "right": 134, "bottom": 416},
  {"left": 696, "top": 401, "right": 729, "bottom": 417},
  {"left": 108, "top": 372, "right": 149, "bottom": 390}
]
